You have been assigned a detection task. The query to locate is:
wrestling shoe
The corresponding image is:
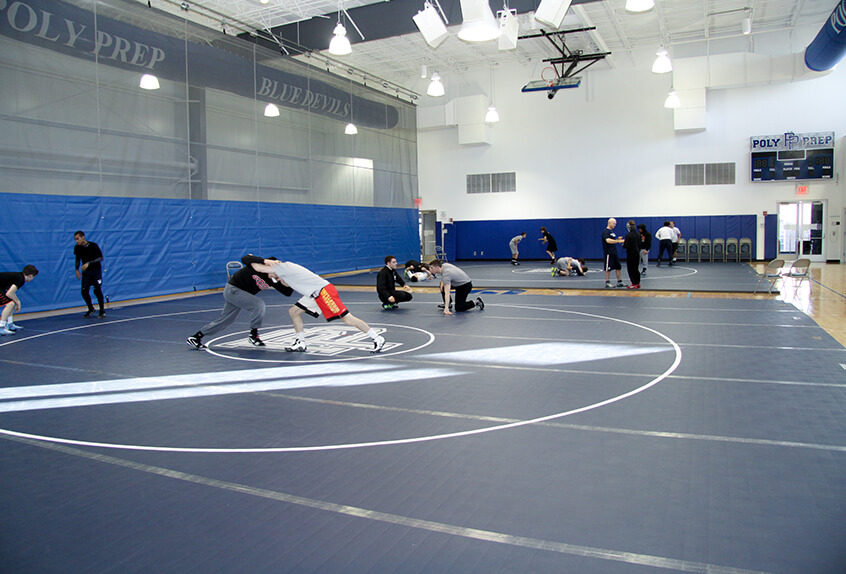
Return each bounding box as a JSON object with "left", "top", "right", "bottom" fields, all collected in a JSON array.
[
  {"left": 1, "top": 327, "right": 14, "bottom": 336},
  {"left": 605, "top": 281, "right": 613, "bottom": 288},
  {"left": 551, "top": 268, "right": 557, "bottom": 277},
  {"left": 5, "top": 322, "right": 21, "bottom": 331},
  {"left": 285, "top": 340, "right": 307, "bottom": 352},
  {"left": 616, "top": 281, "right": 625, "bottom": 288},
  {"left": 98, "top": 310, "right": 106, "bottom": 318},
  {"left": 626, "top": 284, "right": 641, "bottom": 289},
  {"left": 186, "top": 334, "right": 206, "bottom": 349},
  {"left": 382, "top": 303, "right": 397, "bottom": 310},
  {"left": 371, "top": 335, "right": 386, "bottom": 353},
  {"left": 83, "top": 309, "right": 95, "bottom": 318},
  {"left": 475, "top": 298, "right": 485, "bottom": 311},
  {"left": 248, "top": 333, "right": 265, "bottom": 347}
]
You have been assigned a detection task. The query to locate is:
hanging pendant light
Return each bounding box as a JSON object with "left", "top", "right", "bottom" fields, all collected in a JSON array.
[
  {"left": 139, "top": 74, "right": 160, "bottom": 90},
  {"left": 329, "top": 22, "right": 352, "bottom": 55},
  {"left": 427, "top": 72, "right": 445, "bottom": 97},
  {"left": 664, "top": 90, "right": 680, "bottom": 109},
  {"left": 458, "top": 0, "right": 500, "bottom": 43},
  {"left": 485, "top": 105, "right": 500, "bottom": 123},
  {"left": 264, "top": 103, "right": 280, "bottom": 117},
  {"left": 652, "top": 47, "right": 672, "bottom": 74},
  {"left": 625, "top": 0, "right": 654, "bottom": 13}
]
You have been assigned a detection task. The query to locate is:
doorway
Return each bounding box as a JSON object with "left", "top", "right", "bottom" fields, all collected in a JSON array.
[
  {"left": 420, "top": 210, "right": 437, "bottom": 262},
  {"left": 777, "top": 200, "right": 826, "bottom": 262}
]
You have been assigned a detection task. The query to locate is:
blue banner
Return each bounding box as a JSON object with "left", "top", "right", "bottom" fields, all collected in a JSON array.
[
  {"left": 805, "top": 0, "right": 846, "bottom": 71},
  {"left": 0, "top": 0, "right": 399, "bottom": 128}
]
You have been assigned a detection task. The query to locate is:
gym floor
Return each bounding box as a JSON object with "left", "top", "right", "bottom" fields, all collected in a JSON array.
[{"left": 1, "top": 264, "right": 845, "bottom": 573}]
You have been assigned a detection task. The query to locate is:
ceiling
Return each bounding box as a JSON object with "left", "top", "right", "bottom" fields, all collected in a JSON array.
[{"left": 139, "top": 0, "right": 836, "bottom": 98}]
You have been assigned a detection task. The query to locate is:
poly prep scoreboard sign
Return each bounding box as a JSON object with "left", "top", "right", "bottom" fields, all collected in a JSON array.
[{"left": 750, "top": 131, "right": 835, "bottom": 181}]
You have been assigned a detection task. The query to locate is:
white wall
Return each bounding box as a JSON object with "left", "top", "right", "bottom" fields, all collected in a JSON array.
[{"left": 416, "top": 56, "right": 846, "bottom": 224}]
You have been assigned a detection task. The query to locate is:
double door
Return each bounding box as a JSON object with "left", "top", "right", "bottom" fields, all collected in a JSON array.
[{"left": 777, "top": 200, "right": 826, "bottom": 262}]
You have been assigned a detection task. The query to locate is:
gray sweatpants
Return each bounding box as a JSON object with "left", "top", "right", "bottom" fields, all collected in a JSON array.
[{"left": 199, "top": 283, "right": 266, "bottom": 336}]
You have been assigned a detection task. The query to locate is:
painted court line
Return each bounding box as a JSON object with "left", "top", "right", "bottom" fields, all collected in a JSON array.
[
  {"left": 2, "top": 435, "right": 773, "bottom": 574},
  {"left": 269, "top": 393, "right": 846, "bottom": 453}
]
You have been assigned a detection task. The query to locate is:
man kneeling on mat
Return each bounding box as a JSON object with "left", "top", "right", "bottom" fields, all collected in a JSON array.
[
  {"left": 427, "top": 260, "right": 484, "bottom": 315},
  {"left": 251, "top": 259, "right": 386, "bottom": 353},
  {"left": 377, "top": 255, "right": 413, "bottom": 310}
]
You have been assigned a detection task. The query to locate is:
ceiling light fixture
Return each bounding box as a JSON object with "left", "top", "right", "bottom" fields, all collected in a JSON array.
[
  {"left": 485, "top": 66, "right": 499, "bottom": 123},
  {"left": 458, "top": 0, "right": 500, "bottom": 43},
  {"left": 625, "top": 0, "right": 654, "bottom": 13},
  {"left": 498, "top": 7, "right": 519, "bottom": 51},
  {"left": 534, "top": 0, "right": 573, "bottom": 30},
  {"left": 664, "top": 90, "right": 680, "bottom": 109},
  {"left": 427, "top": 72, "right": 445, "bottom": 97},
  {"left": 651, "top": 47, "right": 672, "bottom": 74},
  {"left": 139, "top": 74, "right": 160, "bottom": 90},
  {"left": 329, "top": 22, "right": 352, "bottom": 55},
  {"left": 413, "top": 1, "right": 449, "bottom": 48},
  {"left": 264, "top": 103, "right": 280, "bottom": 117}
]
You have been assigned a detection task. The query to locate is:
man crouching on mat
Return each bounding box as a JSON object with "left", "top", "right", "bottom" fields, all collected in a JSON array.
[
  {"left": 251, "top": 259, "right": 386, "bottom": 354},
  {"left": 187, "top": 254, "right": 293, "bottom": 349},
  {"left": 427, "top": 260, "right": 484, "bottom": 315}
]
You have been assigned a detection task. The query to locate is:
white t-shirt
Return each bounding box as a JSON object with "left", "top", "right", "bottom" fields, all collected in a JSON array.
[
  {"left": 269, "top": 261, "right": 329, "bottom": 298},
  {"left": 670, "top": 227, "right": 681, "bottom": 241},
  {"left": 655, "top": 226, "right": 674, "bottom": 241}
]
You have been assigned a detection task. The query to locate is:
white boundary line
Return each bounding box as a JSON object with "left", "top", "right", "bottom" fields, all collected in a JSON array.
[
  {"left": 0, "top": 304, "right": 682, "bottom": 453},
  {"left": 202, "top": 323, "right": 435, "bottom": 363}
]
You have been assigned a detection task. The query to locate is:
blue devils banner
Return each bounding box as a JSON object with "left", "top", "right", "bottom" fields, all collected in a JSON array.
[
  {"left": 0, "top": 0, "right": 400, "bottom": 128},
  {"left": 805, "top": 0, "right": 846, "bottom": 71}
]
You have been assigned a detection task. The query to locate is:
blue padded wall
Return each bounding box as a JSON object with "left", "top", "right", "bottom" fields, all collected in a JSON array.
[
  {"left": 0, "top": 193, "right": 419, "bottom": 313},
  {"left": 455, "top": 215, "right": 757, "bottom": 261}
]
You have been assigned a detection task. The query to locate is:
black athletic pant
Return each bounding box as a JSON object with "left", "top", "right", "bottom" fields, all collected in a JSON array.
[
  {"left": 657, "top": 239, "right": 673, "bottom": 265},
  {"left": 81, "top": 273, "right": 104, "bottom": 312},
  {"left": 379, "top": 290, "right": 413, "bottom": 305},
  {"left": 626, "top": 254, "right": 641, "bottom": 286},
  {"left": 441, "top": 281, "right": 475, "bottom": 312}
]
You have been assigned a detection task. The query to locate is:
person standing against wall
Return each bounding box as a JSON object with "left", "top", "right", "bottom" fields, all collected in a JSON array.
[
  {"left": 509, "top": 232, "right": 526, "bottom": 265},
  {"left": 0, "top": 265, "right": 38, "bottom": 335},
  {"left": 602, "top": 218, "right": 625, "bottom": 288},
  {"left": 539, "top": 227, "right": 558, "bottom": 264},
  {"left": 377, "top": 255, "right": 413, "bottom": 310},
  {"left": 655, "top": 222, "right": 674, "bottom": 267},
  {"left": 73, "top": 231, "right": 106, "bottom": 318},
  {"left": 623, "top": 220, "right": 642, "bottom": 289},
  {"left": 637, "top": 223, "right": 652, "bottom": 276}
]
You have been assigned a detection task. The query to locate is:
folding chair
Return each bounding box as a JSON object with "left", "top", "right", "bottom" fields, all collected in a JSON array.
[
  {"left": 712, "top": 238, "right": 725, "bottom": 262},
  {"left": 738, "top": 238, "right": 752, "bottom": 262},
  {"left": 784, "top": 258, "right": 811, "bottom": 288},
  {"left": 753, "top": 259, "right": 785, "bottom": 293},
  {"left": 687, "top": 238, "right": 699, "bottom": 262},
  {"left": 675, "top": 238, "right": 687, "bottom": 262},
  {"left": 726, "top": 238, "right": 739, "bottom": 262},
  {"left": 226, "top": 260, "right": 243, "bottom": 279},
  {"left": 699, "top": 238, "right": 712, "bottom": 262},
  {"left": 434, "top": 245, "right": 448, "bottom": 261}
]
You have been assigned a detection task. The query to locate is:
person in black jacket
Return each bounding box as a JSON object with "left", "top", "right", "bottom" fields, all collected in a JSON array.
[
  {"left": 377, "top": 255, "right": 413, "bottom": 310},
  {"left": 623, "top": 220, "right": 642, "bottom": 289},
  {"left": 1, "top": 264, "right": 38, "bottom": 335},
  {"left": 73, "top": 231, "right": 106, "bottom": 318},
  {"left": 637, "top": 223, "right": 652, "bottom": 276},
  {"left": 187, "top": 254, "right": 293, "bottom": 349}
]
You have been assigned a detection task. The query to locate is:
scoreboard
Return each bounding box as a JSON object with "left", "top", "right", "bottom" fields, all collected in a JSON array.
[{"left": 750, "top": 131, "right": 834, "bottom": 181}]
